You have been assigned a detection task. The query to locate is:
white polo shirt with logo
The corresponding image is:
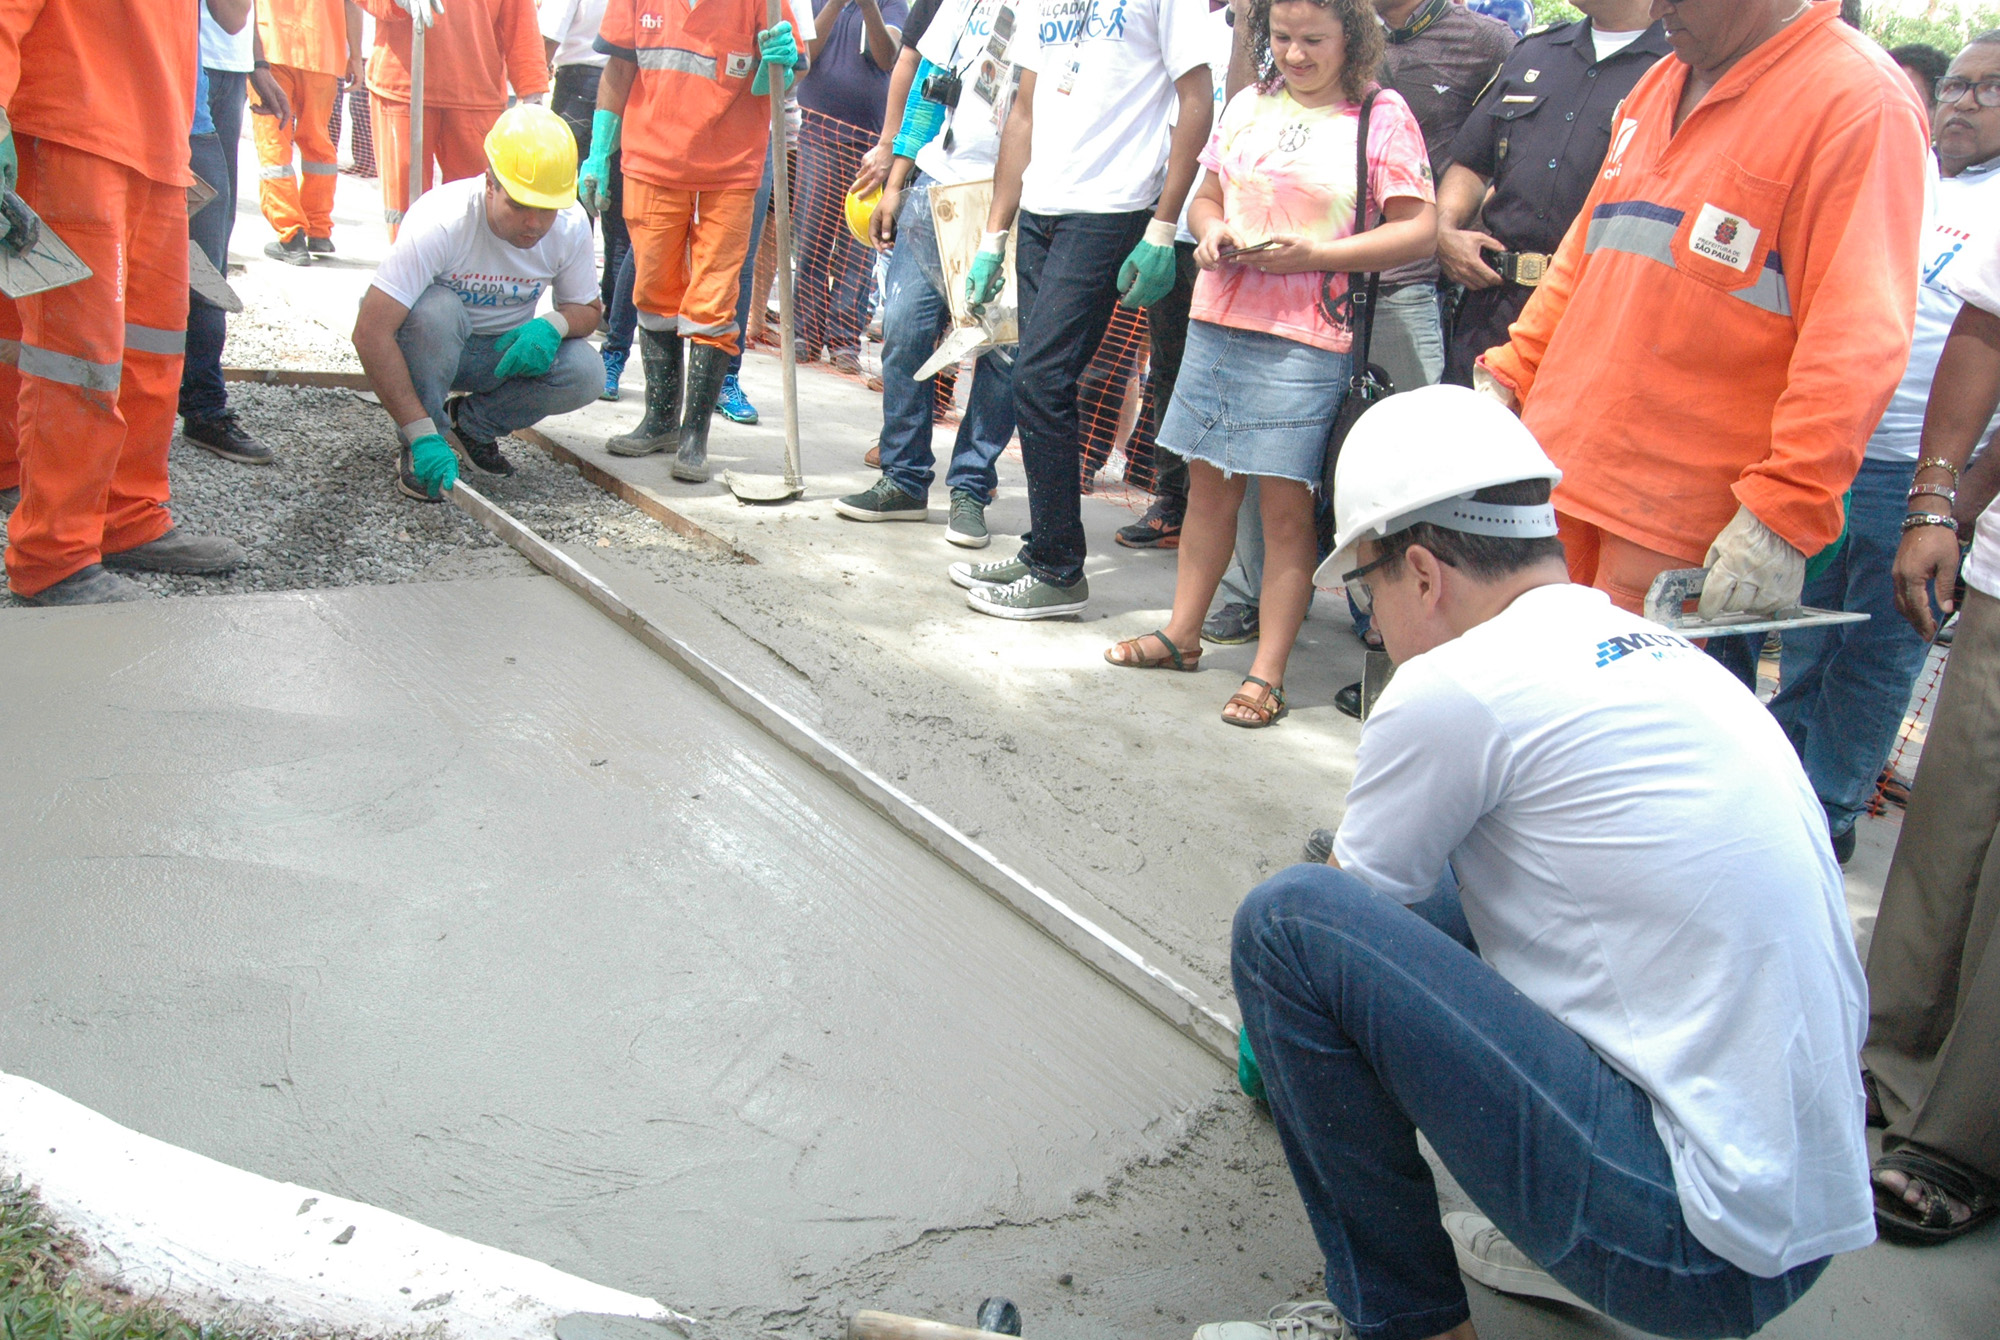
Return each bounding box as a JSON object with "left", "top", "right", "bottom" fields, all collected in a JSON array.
[{"left": 1333, "top": 581, "right": 1875, "bottom": 1278}]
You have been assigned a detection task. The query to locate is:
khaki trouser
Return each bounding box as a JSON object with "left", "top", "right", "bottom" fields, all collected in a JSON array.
[{"left": 1862, "top": 586, "right": 2000, "bottom": 1184}]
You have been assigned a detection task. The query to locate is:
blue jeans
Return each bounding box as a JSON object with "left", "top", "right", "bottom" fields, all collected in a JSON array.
[
  {"left": 877, "top": 176, "right": 1013, "bottom": 505},
  {"left": 395, "top": 286, "right": 604, "bottom": 440},
  {"left": 1233, "top": 865, "right": 1829, "bottom": 1340},
  {"left": 1769, "top": 455, "right": 1935, "bottom": 836},
  {"left": 1014, "top": 207, "right": 1152, "bottom": 587},
  {"left": 180, "top": 128, "right": 234, "bottom": 421},
  {"left": 728, "top": 155, "right": 774, "bottom": 377}
]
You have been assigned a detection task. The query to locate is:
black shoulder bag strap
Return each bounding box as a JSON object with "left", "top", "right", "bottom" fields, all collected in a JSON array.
[{"left": 1319, "top": 87, "right": 1393, "bottom": 503}]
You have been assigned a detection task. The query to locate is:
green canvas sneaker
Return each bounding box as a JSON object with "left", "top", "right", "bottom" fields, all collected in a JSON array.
[
  {"left": 834, "top": 477, "right": 928, "bottom": 522},
  {"left": 946, "top": 489, "right": 990, "bottom": 548},
  {"left": 966, "top": 571, "right": 1089, "bottom": 621},
  {"left": 948, "top": 555, "right": 1029, "bottom": 590}
]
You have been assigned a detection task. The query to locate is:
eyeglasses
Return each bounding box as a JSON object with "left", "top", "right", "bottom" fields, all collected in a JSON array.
[
  {"left": 1341, "top": 549, "right": 1398, "bottom": 617},
  {"left": 1936, "top": 76, "right": 2000, "bottom": 108}
]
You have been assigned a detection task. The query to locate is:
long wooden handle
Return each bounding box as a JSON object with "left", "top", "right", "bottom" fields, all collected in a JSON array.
[
  {"left": 766, "top": 0, "right": 802, "bottom": 489},
  {"left": 408, "top": 20, "right": 426, "bottom": 208},
  {"left": 848, "top": 1313, "right": 1017, "bottom": 1340}
]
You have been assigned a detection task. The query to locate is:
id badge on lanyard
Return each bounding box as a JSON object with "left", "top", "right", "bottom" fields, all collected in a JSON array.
[{"left": 1056, "top": 56, "right": 1080, "bottom": 94}]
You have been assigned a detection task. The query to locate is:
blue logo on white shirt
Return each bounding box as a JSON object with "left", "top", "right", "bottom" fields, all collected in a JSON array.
[
  {"left": 1039, "top": 0, "right": 1128, "bottom": 44},
  {"left": 1594, "top": 631, "right": 1693, "bottom": 668}
]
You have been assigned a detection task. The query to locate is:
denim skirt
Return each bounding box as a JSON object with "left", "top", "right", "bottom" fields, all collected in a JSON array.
[{"left": 1158, "top": 320, "right": 1351, "bottom": 486}]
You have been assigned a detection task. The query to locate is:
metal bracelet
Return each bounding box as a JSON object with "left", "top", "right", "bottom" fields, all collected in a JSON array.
[
  {"left": 1908, "top": 484, "right": 1958, "bottom": 506},
  {"left": 1914, "top": 455, "right": 1961, "bottom": 480},
  {"left": 1902, "top": 511, "right": 1960, "bottom": 534}
]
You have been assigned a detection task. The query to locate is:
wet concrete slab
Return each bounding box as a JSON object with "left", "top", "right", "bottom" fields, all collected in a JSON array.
[{"left": 0, "top": 576, "right": 1226, "bottom": 1322}]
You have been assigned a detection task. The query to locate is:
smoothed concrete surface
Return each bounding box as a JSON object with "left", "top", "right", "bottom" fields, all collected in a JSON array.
[{"left": 0, "top": 576, "right": 1226, "bottom": 1324}]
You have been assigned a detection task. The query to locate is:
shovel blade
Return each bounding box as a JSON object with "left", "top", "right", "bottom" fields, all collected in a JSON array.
[{"left": 723, "top": 469, "right": 804, "bottom": 503}]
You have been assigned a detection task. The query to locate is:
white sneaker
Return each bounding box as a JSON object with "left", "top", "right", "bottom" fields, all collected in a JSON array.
[
  {"left": 1443, "top": 1212, "right": 1598, "bottom": 1312},
  {"left": 1193, "top": 1301, "right": 1358, "bottom": 1340}
]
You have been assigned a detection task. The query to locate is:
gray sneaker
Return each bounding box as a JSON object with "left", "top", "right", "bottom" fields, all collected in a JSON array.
[
  {"left": 949, "top": 555, "right": 1029, "bottom": 590},
  {"left": 101, "top": 528, "right": 245, "bottom": 575},
  {"left": 834, "top": 476, "right": 928, "bottom": 522},
  {"left": 946, "top": 489, "right": 989, "bottom": 548},
  {"left": 18, "top": 563, "right": 152, "bottom": 606},
  {"left": 1203, "top": 601, "right": 1261, "bottom": 645},
  {"left": 1443, "top": 1212, "right": 1597, "bottom": 1312},
  {"left": 966, "top": 571, "right": 1088, "bottom": 620}
]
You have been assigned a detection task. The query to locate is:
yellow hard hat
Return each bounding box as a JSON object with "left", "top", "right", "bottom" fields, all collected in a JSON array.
[
  {"left": 484, "top": 104, "right": 579, "bottom": 211},
  {"left": 844, "top": 185, "right": 882, "bottom": 245}
]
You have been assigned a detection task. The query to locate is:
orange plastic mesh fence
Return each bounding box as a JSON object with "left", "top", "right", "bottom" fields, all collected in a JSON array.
[{"left": 329, "top": 83, "right": 377, "bottom": 178}]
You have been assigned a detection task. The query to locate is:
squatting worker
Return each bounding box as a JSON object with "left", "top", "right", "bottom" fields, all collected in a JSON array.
[
  {"left": 351, "top": 104, "right": 604, "bottom": 502},
  {"left": 1476, "top": 1, "right": 1930, "bottom": 654},
  {"left": 580, "top": 0, "right": 804, "bottom": 481},
  {"left": 359, "top": 0, "right": 550, "bottom": 238},
  {"left": 1215, "top": 385, "right": 1873, "bottom": 1340},
  {"left": 0, "top": 0, "right": 249, "bottom": 607},
  {"left": 1436, "top": 0, "right": 1667, "bottom": 387}
]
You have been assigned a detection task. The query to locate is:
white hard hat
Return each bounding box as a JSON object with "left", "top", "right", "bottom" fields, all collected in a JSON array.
[{"left": 1312, "top": 384, "right": 1564, "bottom": 587}]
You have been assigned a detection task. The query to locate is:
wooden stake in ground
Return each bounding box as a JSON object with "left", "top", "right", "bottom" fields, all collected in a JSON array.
[
  {"left": 408, "top": 17, "right": 426, "bottom": 211},
  {"left": 725, "top": 0, "right": 805, "bottom": 503}
]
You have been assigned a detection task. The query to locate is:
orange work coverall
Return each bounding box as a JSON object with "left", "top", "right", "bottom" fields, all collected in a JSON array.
[
  {"left": 0, "top": 0, "right": 195, "bottom": 598},
  {"left": 1481, "top": 2, "right": 1928, "bottom": 611},
  {"left": 254, "top": 0, "right": 353, "bottom": 244},
  {"left": 357, "top": 0, "right": 546, "bottom": 232},
  {"left": 601, "top": 0, "right": 795, "bottom": 354}
]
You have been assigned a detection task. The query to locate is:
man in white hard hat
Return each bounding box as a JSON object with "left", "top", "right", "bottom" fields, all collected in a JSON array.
[
  {"left": 1213, "top": 385, "right": 1874, "bottom": 1340},
  {"left": 352, "top": 102, "right": 604, "bottom": 502}
]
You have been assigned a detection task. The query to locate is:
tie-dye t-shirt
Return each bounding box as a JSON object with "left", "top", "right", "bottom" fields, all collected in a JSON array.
[{"left": 1190, "top": 85, "right": 1433, "bottom": 354}]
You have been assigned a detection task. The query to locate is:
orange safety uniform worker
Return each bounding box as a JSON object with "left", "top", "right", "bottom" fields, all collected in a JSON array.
[
  {"left": 357, "top": 0, "right": 547, "bottom": 233},
  {"left": 0, "top": 1, "right": 244, "bottom": 605},
  {"left": 253, "top": 0, "right": 361, "bottom": 260},
  {"left": 585, "top": 0, "right": 799, "bottom": 482},
  {"left": 1478, "top": 2, "right": 1928, "bottom": 621}
]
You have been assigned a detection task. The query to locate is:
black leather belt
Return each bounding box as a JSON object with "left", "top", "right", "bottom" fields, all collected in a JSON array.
[{"left": 1485, "top": 250, "right": 1553, "bottom": 287}]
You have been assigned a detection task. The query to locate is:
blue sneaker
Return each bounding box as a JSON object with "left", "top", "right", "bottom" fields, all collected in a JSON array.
[
  {"left": 716, "top": 373, "right": 759, "bottom": 424},
  {"left": 601, "top": 347, "right": 628, "bottom": 402}
]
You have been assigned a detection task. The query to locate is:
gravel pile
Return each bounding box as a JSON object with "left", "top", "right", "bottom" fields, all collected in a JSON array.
[{"left": 0, "top": 384, "right": 704, "bottom": 604}]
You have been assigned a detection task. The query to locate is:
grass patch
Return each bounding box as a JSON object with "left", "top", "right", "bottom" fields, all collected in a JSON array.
[{"left": 0, "top": 1176, "right": 250, "bottom": 1340}]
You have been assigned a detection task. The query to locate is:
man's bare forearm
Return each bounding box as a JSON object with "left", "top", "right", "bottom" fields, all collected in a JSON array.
[
  {"left": 982, "top": 72, "right": 1034, "bottom": 233},
  {"left": 596, "top": 57, "right": 635, "bottom": 114},
  {"left": 1152, "top": 69, "right": 1212, "bottom": 226}
]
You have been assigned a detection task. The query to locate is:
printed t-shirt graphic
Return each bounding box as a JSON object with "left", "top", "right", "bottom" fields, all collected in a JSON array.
[{"left": 370, "top": 176, "right": 599, "bottom": 335}]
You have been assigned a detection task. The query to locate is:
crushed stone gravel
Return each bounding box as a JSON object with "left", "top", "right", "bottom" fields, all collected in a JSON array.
[{"left": 0, "top": 384, "right": 706, "bottom": 604}]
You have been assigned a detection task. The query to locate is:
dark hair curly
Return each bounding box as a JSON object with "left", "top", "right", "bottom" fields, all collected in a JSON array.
[{"left": 1249, "top": 0, "right": 1384, "bottom": 104}]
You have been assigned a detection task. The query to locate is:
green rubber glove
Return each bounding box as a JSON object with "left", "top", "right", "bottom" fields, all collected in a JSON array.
[
  {"left": 751, "top": 21, "right": 799, "bottom": 96},
  {"left": 0, "top": 107, "right": 16, "bottom": 195},
  {"left": 579, "top": 109, "right": 621, "bottom": 217},
  {"left": 494, "top": 316, "right": 565, "bottom": 380},
  {"left": 1117, "top": 220, "right": 1180, "bottom": 310},
  {"left": 1237, "top": 1029, "right": 1265, "bottom": 1102},
  {"left": 409, "top": 432, "right": 458, "bottom": 498},
  {"left": 965, "top": 231, "right": 1008, "bottom": 316}
]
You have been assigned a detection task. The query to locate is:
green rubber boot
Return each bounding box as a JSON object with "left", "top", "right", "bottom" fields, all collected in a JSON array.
[
  {"left": 606, "top": 328, "right": 683, "bottom": 457},
  {"left": 673, "top": 342, "right": 729, "bottom": 483}
]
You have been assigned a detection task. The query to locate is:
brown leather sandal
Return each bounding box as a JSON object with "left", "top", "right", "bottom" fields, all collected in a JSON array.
[
  {"left": 1105, "top": 629, "right": 1201, "bottom": 671},
  {"left": 1223, "top": 676, "right": 1288, "bottom": 728}
]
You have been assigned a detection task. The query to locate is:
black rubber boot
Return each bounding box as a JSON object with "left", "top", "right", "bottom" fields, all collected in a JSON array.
[
  {"left": 673, "top": 343, "right": 728, "bottom": 483},
  {"left": 606, "top": 328, "right": 683, "bottom": 457}
]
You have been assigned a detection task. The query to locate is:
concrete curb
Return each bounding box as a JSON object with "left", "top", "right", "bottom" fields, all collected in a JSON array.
[{"left": 0, "top": 1072, "right": 685, "bottom": 1340}]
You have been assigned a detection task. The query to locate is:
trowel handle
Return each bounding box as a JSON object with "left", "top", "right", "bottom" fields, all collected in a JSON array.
[
  {"left": 0, "top": 191, "right": 40, "bottom": 256},
  {"left": 849, "top": 1313, "right": 1017, "bottom": 1340}
]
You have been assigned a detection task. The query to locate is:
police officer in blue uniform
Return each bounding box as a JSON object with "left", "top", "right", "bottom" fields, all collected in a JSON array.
[{"left": 1436, "top": 0, "right": 1670, "bottom": 387}]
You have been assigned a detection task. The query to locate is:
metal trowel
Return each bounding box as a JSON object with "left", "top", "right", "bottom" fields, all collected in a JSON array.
[
  {"left": 1642, "top": 567, "right": 1868, "bottom": 638},
  {"left": 0, "top": 191, "right": 91, "bottom": 300},
  {"left": 914, "top": 323, "right": 991, "bottom": 382},
  {"left": 184, "top": 170, "right": 244, "bottom": 313}
]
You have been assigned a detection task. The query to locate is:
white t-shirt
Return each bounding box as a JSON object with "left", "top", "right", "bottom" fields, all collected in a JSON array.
[
  {"left": 1949, "top": 222, "right": 2000, "bottom": 600},
  {"left": 200, "top": 3, "right": 255, "bottom": 72},
  {"left": 1333, "top": 583, "right": 1875, "bottom": 1278},
  {"left": 541, "top": 0, "right": 610, "bottom": 68},
  {"left": 1868, "top": 154, "right": 2000, "bottom": 465},
  {"left": 1174, "top": 3, "right": 1234, "bottom": 244},
  {"left": 1014, "top": 0, "right": 1213, "bottom": 215},
  {"left": 915, "top": 0, "right": 1015, "bottom": 186},
  {"left": 1590, "top": 26, "right": 1645, "bottom": 62},
  {"left": 371, "top": 177, "right": 599, "bottom": 337}
]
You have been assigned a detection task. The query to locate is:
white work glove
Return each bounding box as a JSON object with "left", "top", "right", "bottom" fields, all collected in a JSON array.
[
  {"left": 397, "top": 0, "right": 444, "bottom": 30},
  {"left": 1472, "top": 361, "right": 1519, "bottom": 412},
  {"left": 1699, "top": 504, "right": 1806, "bottom": 618}
]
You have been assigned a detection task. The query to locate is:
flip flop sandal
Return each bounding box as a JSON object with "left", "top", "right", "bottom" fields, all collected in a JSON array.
[
  {"left": 1105, "top": 629, "right": 1201, "bottom": 672},
  {"left": 1223, "top": 676, "right": 1288, "bottom": 728},
  {"left": 1873, "top": 1148, "right": 2000, "bottom": 1245}
]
